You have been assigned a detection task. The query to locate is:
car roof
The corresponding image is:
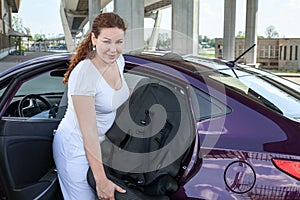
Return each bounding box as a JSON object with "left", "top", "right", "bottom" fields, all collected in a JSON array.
[
  {"left": 126, "top": 51, "right": 227, "bottom": 73},
  {"left": 0, "top": 51, "right": 231, "bottom": 77},
  {"left": 124, "top": 51, "right": 263, "bottom": 79},
  {"left": 0, "top": 51, "right": 273, "bottom": 81}
]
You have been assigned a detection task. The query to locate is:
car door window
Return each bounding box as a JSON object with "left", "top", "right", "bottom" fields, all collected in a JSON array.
[
  {"left": 15, "top": 72, "right": 64, "bottom": 96},
  {"left": 3, "top": 70, "right": 66, "bottom": 119},
  {"left": 0, "top": 78, "right": 11, "bottom": 99},
  {"left": 0, "top": 86, "right": 7, "bottom": 96}
]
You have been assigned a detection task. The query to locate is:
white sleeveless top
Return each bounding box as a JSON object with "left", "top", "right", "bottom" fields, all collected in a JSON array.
[{"left": 58, "top": 55, "right": 129, "bottom": 142}]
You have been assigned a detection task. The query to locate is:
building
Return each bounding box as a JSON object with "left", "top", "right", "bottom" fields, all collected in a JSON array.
[
  {"left": 215, "top": 38, "right": 300, "bottom": 71},
  {"left": 0, "top": 0, "right": 22, "bottom": 59}
]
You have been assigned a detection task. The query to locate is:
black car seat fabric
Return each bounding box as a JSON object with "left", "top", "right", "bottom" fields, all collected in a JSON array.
[
  {"left": 87, "top": 168, "right": 170, "bottom": 200},
  {"left": 87, "top": 78, "right": 194, "bottom": 199}
]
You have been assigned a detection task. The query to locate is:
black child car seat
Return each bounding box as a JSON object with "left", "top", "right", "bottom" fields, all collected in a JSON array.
[{"left": 87, "top": 78, "right": 195, "bottom": 200}]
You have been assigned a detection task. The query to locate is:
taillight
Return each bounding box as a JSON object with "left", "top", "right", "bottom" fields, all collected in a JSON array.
[{"left": 272, "top": 158, "right": 300, "bottom": 181}]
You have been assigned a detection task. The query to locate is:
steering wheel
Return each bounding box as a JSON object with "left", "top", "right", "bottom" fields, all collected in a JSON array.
[{"left": 18, "top": 94, "right": 52, "bottom": 117}]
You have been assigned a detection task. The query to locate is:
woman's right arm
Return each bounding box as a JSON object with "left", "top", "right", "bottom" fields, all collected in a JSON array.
[{"left": 72, "top": 95, "right": 125, "bottom": 200}]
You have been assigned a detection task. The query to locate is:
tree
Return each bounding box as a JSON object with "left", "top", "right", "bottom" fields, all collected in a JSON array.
[
  {"left": 33, "top": 34, "right": 44, "bottom": 42},
  {"left": 12, "top": 15, "right": 33, "bottom": 51},
  {"left": 24, "top": 27, "right": 31, "bottom": 37},
  {"left": 198, "top": 35, "right": 202, "bottom": 44},
  {"left": 198, "top": 35, "right": 215, "bottom": 48},
  {"left": 156, "top": 33, "right": 171, "bottom": 50},
  {"left": 236, "top": 31, "right": 245, "bottom": 38},
  {"left": 202, "top": 36, "right": 209, "bottom": 43},
  {"left": 12, "top": 15, "right": 31, "bottom": 35},
  {"left": 265, "top": 25, "right": 279, "bottom": 38},
  {"left": 208, "top": 38, "right": 215, "bottom": 48}
]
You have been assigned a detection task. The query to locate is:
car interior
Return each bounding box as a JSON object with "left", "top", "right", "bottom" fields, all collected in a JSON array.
[{"left": 0, "top": 62, "right": 197, "bottom": 199}]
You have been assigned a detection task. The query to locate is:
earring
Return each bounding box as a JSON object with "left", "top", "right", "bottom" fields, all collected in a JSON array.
[{"left": 93, "top": 46, "right": 96, "bottom": 51}]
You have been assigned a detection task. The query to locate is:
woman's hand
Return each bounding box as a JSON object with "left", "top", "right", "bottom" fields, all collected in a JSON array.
[{"left": 96, "top": 179, "right": 126, "bottom": 200}]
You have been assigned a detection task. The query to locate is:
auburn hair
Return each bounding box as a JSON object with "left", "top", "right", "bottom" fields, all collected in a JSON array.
[{"left": 63, "top": 12, "right": 127, "bottom": 84}]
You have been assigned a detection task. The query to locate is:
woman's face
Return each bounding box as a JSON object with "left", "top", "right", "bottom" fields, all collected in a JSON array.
[{"left": 92, "top": 27, "right": 125, "bottom": 64}]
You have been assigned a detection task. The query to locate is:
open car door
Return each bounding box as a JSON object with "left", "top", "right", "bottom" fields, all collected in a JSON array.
[
  {"left": 0, "top": 61, "right": 67, "bottom": 199},
  {"left": 0, "top": 118, "right": 61, "bottom": 200}
]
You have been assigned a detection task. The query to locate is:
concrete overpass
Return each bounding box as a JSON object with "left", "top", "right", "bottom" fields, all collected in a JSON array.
[
  {"left": 61, "top": 0, "right": 172, "bottom": 36},
  {"left": 60, "top": 0, "right": 198, "bottom": 54},
  {"left": 60, "top": 0, "right": 258, "bottom": 64}
]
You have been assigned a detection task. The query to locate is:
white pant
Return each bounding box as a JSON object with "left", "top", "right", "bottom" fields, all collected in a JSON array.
[{"left": 53, "top": 129, "right": 97, "bottom": 200}]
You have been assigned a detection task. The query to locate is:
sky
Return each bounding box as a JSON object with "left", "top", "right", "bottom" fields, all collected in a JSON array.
[
  {"left": 14, "top": 0, "right": 300, "bottom": 39},
  {"left": 15, "top": 0, "right": 63, "bottom": 38}
]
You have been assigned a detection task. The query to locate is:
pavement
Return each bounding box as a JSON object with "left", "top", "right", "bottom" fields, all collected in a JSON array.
[{"left": 0, "top": 51, "right": 59, "bottom": 72}]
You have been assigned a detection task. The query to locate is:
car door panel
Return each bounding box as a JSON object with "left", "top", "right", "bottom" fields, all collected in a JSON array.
[{"left": 0, "top": 118, "right": 61, "bottom": 200}]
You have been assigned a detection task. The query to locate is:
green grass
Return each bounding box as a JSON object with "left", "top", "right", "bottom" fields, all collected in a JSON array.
[{"left": 199, "top": 53, "right": 215, "bottom": 58}]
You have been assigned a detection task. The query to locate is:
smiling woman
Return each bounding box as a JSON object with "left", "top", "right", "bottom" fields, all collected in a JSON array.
[{"left": 52, "top": 12, "right": 129, "bottom": 200}]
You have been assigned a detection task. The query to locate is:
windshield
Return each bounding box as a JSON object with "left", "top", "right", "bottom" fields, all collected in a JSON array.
[{"left": 210, "top": 66, "right": 300, "bottom": 121}]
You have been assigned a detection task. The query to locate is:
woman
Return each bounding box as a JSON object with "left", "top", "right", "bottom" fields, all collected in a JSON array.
[{"left": 53, "top": 12, "right": 129, "bottom": 200}]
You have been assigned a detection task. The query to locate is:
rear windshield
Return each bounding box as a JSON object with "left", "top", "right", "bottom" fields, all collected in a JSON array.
[{"left": 210, "top": 67, "right": 300, "bottom": 122}]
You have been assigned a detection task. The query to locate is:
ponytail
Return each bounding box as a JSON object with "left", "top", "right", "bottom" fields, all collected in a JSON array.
[{"left": 63, "top": 33, "right": 94, "bottom": 84}]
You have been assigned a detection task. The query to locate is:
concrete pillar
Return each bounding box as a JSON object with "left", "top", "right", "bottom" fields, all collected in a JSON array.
[
  {"left": 114, "top": 0, "right": 144, "bottom": 53},
  {"left": 148, "top": 11, "right": 162, "bottom": 51},
  {"left": 172, "top": 0, "right": 199, "bottom": 55},
  {"left": 298, "top": 45, "right": 300, "bottom": 71},
  {"left": 89, "top": 0, "right": 101, "bottom": 29},
  {"left": 244, "top": 0, "right": 258, "bottom": 64},
  {"left": 60, "top": 1, "right": 76, "bottom": 52},
  {"left": 223, "top": 0, "right": 236, "bottom": 60}
]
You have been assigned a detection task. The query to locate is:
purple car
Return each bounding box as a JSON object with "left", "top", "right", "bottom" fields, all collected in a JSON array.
[{"left": 0, "top": 52, "right": 300, "bottom": 200}]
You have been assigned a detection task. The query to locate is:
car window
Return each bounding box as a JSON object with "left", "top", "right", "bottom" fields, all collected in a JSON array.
[
  {"left": 124, "top": 69, "right": 190, "bottom": 115},
  {"left": 0, "top": 78, "right": 12, "bottom": 98},
  {"left": 0, "top": 87, "right": 7, "bottom": 97},
  {"left": 189, "top": 86, "right": 231, "bottom": 121},
  {"left": 15, "top": 72, "right": 64, "bottom": 96},
  {"left": 124, "top": 73, "right": 147, "bottom": 92},
  {"left": 4, "top": 70, "right": 66, "bottom": 119}
]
